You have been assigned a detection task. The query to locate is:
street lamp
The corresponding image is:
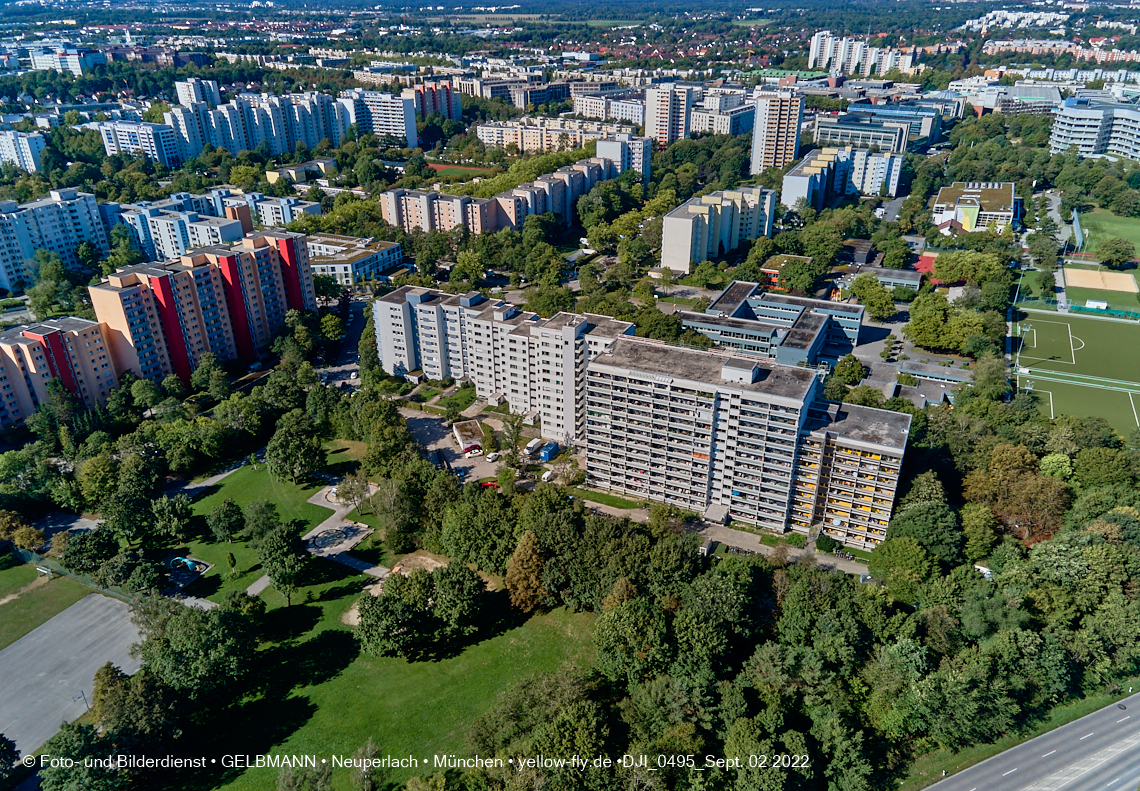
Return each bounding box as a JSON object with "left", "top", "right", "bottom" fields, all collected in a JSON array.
[{"left": 72, "top": 691, "right": 90, "bottom": 711}]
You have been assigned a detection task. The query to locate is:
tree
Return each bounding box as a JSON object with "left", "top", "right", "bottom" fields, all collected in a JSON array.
[
  {"left": 151, "top": 494, "right": 192, "bottom": 543},
  {"left": 312, "top": 274, "right": 341, "bottom": 306},
  {"left": 337, "top": 470, "right": 371, "bottom": 514},
  {"left": 779, "top": 256, "right": 823, "bottom": 294},
  {"left": 799, "top": 224, "right": 843, "bottom": 268},
  {"left": 131, "top": 378, "right": 162, "bottom": 409},
  {"left": 161, "top": 374, "right": 188, "bottom": 400},
  {"left": 834, "top": 354, "right": 868, "bottom": 386},
  {"left": 60, "top": 526, "right": 119, "bottom": 574},
  {"left": 277, "top": 763, "right": 332, "bottom": 791},
  {"left": 1039, "top": 453, "right": 1073, "bottom": 480},
  {"left": 132, "top": 596, "right": 256, "bottom": 698},
  {"left": 91, "top": 663, "right": 178, "bottom": 752},
  {"left": 869, "top": 537, "right": 934, "bottom": 602},
  {"left": 932, "top": 250, "right": 1004, "bottom": 284},
  {"left": 0, "top": 734, "right": 15, "bottom": 785},
  {"left": 888, "top": 501, "right": 962, "bottom": 566},
  {"left": 349, "top": 739, "right": 387, "bottom": 791},
  {"left": 79, "top": 455, "right": 118, "bottom": 511},
  {"left": 593, "top": 597, "right": 672, "bottom": 683},
  {"left": 1027, "top": 232, "right": 1059, "bottom": 272},
  {"left": 961, "top": 503, "right": 999, "bottom": 561},
  {"left": 903, "top": 291, "right": 953, "bottom": 350},
  {"left": 320, "top": 313, "right": 344, "bottom": 344},
  {"left": 452, "top": 249, "right": 484, "bottom": 283},
  {"left": 242, "top": 500, "right": 280, "bottom": 544},
  {"left": 898, "top": 471, "right": 947, "bottom": 510},
  {"left": 207, "top": 498, "right": 244, "bottom": 543},
  {"left": 850, "top": 274, "right": 896, "bottom": 321},
  {"left": 506, "top": 530, "right": 547, "bottom": 612},
  {"left": 266, "top": 409, "right": 324, "bottom": 483},
  {"left": 1073, "top": 447, "right": 1134, "bottom": 488},
  {"left": 37, "top": 722, "right": 126, "bottom": 791},
  {"left": 190, "top": 352, "right": 223, "bottom": 393},
  {"left": 258, "top": 524, "right": 308, "bottom": 606},
  {"left": 1097, "top": 236, "right": 1136, "bottom": 269}
]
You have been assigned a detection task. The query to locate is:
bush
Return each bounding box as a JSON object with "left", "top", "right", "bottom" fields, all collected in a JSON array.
[{"left": 815, "top": 534, "right": 838, "bottom": 553}]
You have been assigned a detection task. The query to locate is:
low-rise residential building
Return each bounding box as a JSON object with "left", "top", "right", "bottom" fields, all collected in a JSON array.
[
  {"left": 931, "top": 182, "right": 1022, "bottom": 234},
  {"left": 266, "top": 158, "right": 338, "bottom": 185},
  {"left": 0, "top": 318, "right": 119, "bottom": 427},
  {"left": 307, "top": 234, "right": 403, "bottom": 285},
  {"left": 660, "top": 188, "right": 777, "bottom": 274},
  {"left": 475, "top": 117, "right": 638, "bottom": 153},
  {"left": 0, "top": 130, "right": 47, "bottom": 173},
  {"left": 0, "top": 189, "right": 110, "bottom": 292}
]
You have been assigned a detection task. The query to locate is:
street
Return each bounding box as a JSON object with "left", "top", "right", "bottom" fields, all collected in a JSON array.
[
  {"left": 317, "top": 296, "right": 366, "bottom": 391},
  {"left": 925, "top": 690, "right": 1140, "bottom": 791}
]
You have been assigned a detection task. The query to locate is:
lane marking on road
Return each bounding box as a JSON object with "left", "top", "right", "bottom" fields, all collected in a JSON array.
[
  {"left": 1081, "top": 733, "right": 1095, "bottom": 740},
  {"left": 1003, "top": 769, "right": 1018, "bottom": 776},
  {"left": 1117, "top": 716, "right": 1130, "bottom": 723},
  {"left": 1044, "top": 751, "right": 1057, "bottom": 757},
  {"left": 1107, "top": 778, "right": 1119, "bottom": 787},
  {"left": 1020, "top": 733, "right": 1140, "bottom": 791}
]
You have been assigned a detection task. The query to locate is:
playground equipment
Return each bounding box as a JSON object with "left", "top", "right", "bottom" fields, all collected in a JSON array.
[{"left": 169, "top": 556, "right": 204, "bottom": 573}]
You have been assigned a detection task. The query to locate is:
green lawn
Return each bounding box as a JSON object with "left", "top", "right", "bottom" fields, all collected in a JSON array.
[
  {"left": 0, "top": 552, "right": 38, "bottom": 598},
  {"left": 1015, "top": 270, "right": 1057, "bottom": 310},
  {"left": 1063, "top": 285, "right": 1140, "bottom": 313},
  {"left": 1078, "top": 208, "right": 1140, "bottom": 258},
  {"left": 568, "top": 487, "right": 645, "bottom": 510},
  {"left": 0, "top": 572, "right": 94, "bottom": 650},
  {"left": 437, "top": 387, "right": 477, "bottom": 412},
  {"left": 181, "top": 464, "right": 334, "bottom": 602},
  {"left": 324, "top": 439, "right": 366, "bottom": 478},
  {"left": 212, "top": 606, "right": 595, "bottom": 790}
]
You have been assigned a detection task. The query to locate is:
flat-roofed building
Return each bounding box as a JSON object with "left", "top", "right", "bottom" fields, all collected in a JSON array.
[
  {"left": 931, "top": 181, "right": 1022, "bottom": 234},
  {"left": 0, "top": 318, "right": 119, "bottom": 426},
  {"left": 0, "top": 188, "right": 109, "bottom": 292},
  {"left": 750, "top": 91, "right": 803, "bottom": 174},
  {"left": 660, "top": 188, "right": 777, "bottom": 274},
  {"left": 813, "top": 114, "right": 909, "bottom": 153},
  {"left": 307, "top": 234, "right": 403, "bottom": 285}
]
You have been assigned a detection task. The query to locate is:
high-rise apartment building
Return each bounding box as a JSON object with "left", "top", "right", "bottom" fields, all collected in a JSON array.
[
  {"left": 595, "top": 133, "right": 653, "bottom": 183},
  {"left": 175, "top": 78, "right": 222, "bottom": 109},
  {"left": 0, "top": 189, "right": 110, "bottom": 292},
  {"left": 408, "top": 81, "right": 462, "bottom": 121},
  {"left": 584, "top": 337, "right": 909, "bottom": 543},
  {"left": 750, "top": 92, "right": 803, "bottom": 175},
  {"left": 337, "top": 90, "right": 418, "bottom": 149},
  {"left": 373, "top": 287, "right": 634, "bottom": 444},
  {"left": 781, "top": 147, "right": 904, "bottom": 210},
  {"left": 807, "top": 31, "right": 915, "bottom": 77},
  {"left": 0, "top": 131, "right": 47, "bottom": 173},
  {"left": 660, "top": 188, "right": 777, "bottom": 274},
  {"left": 89, "top": 230, "right": 317, "bottom": 381},
  {"left": 96, "top": 121, "right": 182, "bottom": 167},
  {"left": 645, "top": 84, "right": 696, "bottom": 147},
  {"left": 0, "top": 318, "right": 119, "bottom": 427}
]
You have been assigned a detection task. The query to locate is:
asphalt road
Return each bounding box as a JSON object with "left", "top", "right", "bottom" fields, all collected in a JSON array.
[
  {"left": 0, "top": 594, "right": 140, "bottom": 752},
  {"left": 925, "top": 690, "right": 1140, "bottom": 791}
]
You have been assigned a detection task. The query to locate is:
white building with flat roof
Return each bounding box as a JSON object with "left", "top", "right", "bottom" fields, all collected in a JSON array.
[
  {"left": 0, "top": 189, "right": 109, "bottom": 291},
  {"left": 660, "top": 187, "right": 777, "bottom": 274},
  {"left": 0, "top": 131, "right": 47, "bottom": 173}
]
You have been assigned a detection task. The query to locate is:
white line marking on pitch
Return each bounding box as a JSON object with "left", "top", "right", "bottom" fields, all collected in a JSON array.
[
  {"left": 1043, "top": 750, "right": 1057, "bottom": 757},
  {"left": 1130, "top": 393, "right": 1138, "bottom": 427},
  {"left": 1081, "top": 733, "right": 1095, "bottom": 740}
]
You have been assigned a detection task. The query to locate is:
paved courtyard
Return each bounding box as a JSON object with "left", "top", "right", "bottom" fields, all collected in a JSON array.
[{"left": 0, "top": 594, "right": 140, "bottom": 752}]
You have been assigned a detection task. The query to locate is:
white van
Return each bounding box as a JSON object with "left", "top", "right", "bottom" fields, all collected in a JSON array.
[
  {"left": 541, "top": 470, "right": 554, "bottom": 483},
  {"left": 524, "top": 438, "right": 543, "bottom": 455},
  {"left": 486, "top": 451, "right": 500, "bottom": 462}
]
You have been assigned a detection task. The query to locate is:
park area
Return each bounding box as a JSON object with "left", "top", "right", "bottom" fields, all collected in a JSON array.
[
  {"left": 1014, "top": 312, "right": 1140, "bottom": 433},
  {"left": 1062, "top": 262, "right": 1140, "bottom": 313}
]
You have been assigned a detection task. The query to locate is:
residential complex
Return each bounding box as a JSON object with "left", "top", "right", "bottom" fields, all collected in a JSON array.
[
  {"left": 750, "top": 92, "right": 803, "bottom": 175},
  {"left": 307, "top": 234, "right": 403, "bottom": 284},
  {"left": 372, "top": 286, "right": 635, "bottom": 444},
  {"left": 691, "top": 103, "right": 756, "bottom": 136},
  {"left": 781, "top": 146, "right": 903, "bottom": 210},
  {"left": 0, "top": 130, "right": 47, "bottom": 173},
  {"left": 0, "top": 189, "right": 110, "bottom": 292},
  {"left": 931, "top": 182, "right": 1021, "bottom": 234},
  {"left": 572, "top": 91, "right": 647, "bottom": 126},
  {"left": 807, "top": 31, "right": 915, "bottom": 76},
  {"left": 378, "top": 137, "right": 650, "bottom": 235},
  {"left": 583, "top": 335, "right": 908, "bottom": 544},
  {"left": 96, "top": 121, "right": 183, "bottom": 167},
  {"left": 29, "top": 46, "right": 106, "bottom": 76},
  {"left": 103, "top": 188, "right": 321, "bottom": 262},
  {"left": 0, "top": 318, "right": 119, "bottom": 428},
  {"left": 1049, "top": 97, "right": 1140, "bottom": 159},
  {"left": 645, "top": 84, "right": 697, "bottom": 147},
  {"left": 660, "top": 188, "right": 777, "bottom": 274},
  {"left": 88, "top": 230, "right": 317, "bottom": 382},
  {"left": 475, "top": 117, "right": 638, "bottom": 154},
  {"left": 408, "top": 80, "right": 462, "bottom": 121}
]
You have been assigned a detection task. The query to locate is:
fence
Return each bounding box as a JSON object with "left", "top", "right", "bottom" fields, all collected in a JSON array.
[
  {"left": 1069, "top": 304, "right": 1140, "bottom": 320},
  {"left": 9, "top": 547, "right": 136, "bottom": 603}
]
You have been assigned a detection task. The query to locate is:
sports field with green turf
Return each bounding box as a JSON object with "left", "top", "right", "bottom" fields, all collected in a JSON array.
[
  {"left": 1078, "top": 208, "right": 1140, "bottom": 258},
  {"left": 1014, "top": 312, "right": 1140, "bottom": 433}
]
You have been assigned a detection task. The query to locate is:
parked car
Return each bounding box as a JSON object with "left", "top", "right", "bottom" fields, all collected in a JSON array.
[
  {"left": 541, "top": 470, "right": 554, "bottom": 483},
  {"left": 486, "top": 451, "right": 500, "bottom": 462}
]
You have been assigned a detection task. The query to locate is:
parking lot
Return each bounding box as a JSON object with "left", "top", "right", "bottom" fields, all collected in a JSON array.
[{"left": 399, "top": 408, "right": 503, "bottom": 481}]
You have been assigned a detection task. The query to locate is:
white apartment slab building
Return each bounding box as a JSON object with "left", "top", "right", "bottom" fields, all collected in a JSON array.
[
  {"left": 307, "top": 234, "right": 403, "bottom": 284},
  {"left": 660, "top": 187, "right": 777, "bottom": 273},
  {"left": 645, "top": 84, "right": 697, "bottom": 147},
  {"left": 373, "top": 287, "right": 635, "bottom": 444},
  {"left": 0, "top": 131, "right": 47, "bottom": 173},
  {"left": 585, "top": 337, "right": 910, "bottom": 546},
  {"left": 97, "top": 121, "right": 182, "bottom": 167},
  {"left": 0, "top": 189, "right": 109, "bottom": 291},
  {"left": 337, "top": 89, "right": 418, "bottom": 149},
  {"left": 781, "top": 146, "right": 904, "bottom": 210}
]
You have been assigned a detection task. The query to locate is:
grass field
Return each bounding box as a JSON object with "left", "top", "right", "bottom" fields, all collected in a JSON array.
[
  {"left": 429, "top": 164, "right": 496, "bottom": 178},
  {"left": 1014, "top": 312, "right": 1140, "bottom": 433},
  {"left": 0, "top": 567, "right": 92, "bottom": 650},
  {"left": 569, "top": 487, "right": 645, "bottom": 510},
  {"left": 181, "top": 464, "right": 334, "bottom": 602},
  {"left": 437, "top": 387, "right": 477, "bottom": 412},
  {"left": 1078, "top": 208, "right": 1140, "bottom": 259},
  {"left": 213, "top": 606, "right": 594, "bottom": 790},
  {"left": 1063, "top": 285, "right": 1140, "bottom": 313}
]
